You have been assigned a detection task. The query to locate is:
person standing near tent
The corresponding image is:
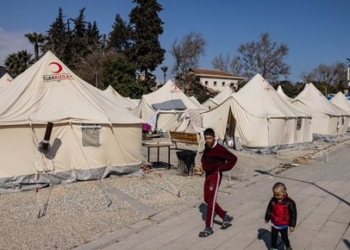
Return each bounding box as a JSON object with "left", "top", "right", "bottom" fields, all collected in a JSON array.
[
  {"left": 265, "top": 182, "right": 297, "bottom": 250},
  {"left": 199, "top": 128, "right": 238, "bottom": 237}
]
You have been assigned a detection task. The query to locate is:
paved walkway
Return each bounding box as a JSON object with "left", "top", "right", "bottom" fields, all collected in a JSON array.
[{"left": 75, "top": 142, "right": 350, "bottom": 250}]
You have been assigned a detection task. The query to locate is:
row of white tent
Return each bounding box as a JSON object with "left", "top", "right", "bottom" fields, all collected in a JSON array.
[
  {"left": 130, "top": 72, "right": 350, "bottom": 151},
  {"left": 202, "top": 75, "right": 350, "bottom": 151},
  {"left": 277, "top": 82, "right": 350, "bottom": 130},
  {"left": 1, "top": 50, "right": 350, "bottom": 191}
]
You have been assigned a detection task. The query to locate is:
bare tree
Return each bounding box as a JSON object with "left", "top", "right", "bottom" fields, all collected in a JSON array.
[
  {"left": 74, "top": 50, "right": 118, "bottom": 89},
  {"left": 300, "top": 71, "right": 315, "bottom": 83},
  {"left": 230, "top": 55, "right": 243, "bottom": 76},
  {"left": 169, "top": 31, "right": 207, "bottom": 78},
  {"left": 301, "top": 62, "right": 347, "bottom": 95},
  {"left": 211, "top": 53, "right": 231, "bottom": 72},
  {"left": 237, "top": 32, "right": 290, "bottom": 81},
  {"left": 212, "top": 53, "right": 243, "bottom": 76},
  {"left": 312, "top": 62, "right": 346, "bottom": 85}
]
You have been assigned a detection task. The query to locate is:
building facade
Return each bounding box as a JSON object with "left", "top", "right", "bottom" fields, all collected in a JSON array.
[{"left": 188, "top": 68, "right": 245, "bottom": 92}]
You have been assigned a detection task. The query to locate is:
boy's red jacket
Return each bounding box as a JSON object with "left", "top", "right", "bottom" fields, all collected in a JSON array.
[
  {"left": 201, "top": 142, "right": 237, "bottom": 175},
  {"left": 265, "top": 194, "right": 297, "bottom": 227}
]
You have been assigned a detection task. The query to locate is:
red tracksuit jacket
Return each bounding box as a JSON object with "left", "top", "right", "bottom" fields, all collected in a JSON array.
[{"left": 201, "top": 142, "right": 237, "bottom": 175}]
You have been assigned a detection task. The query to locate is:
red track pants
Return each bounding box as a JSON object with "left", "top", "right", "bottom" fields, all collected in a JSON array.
[{"left": 204, "top": 171, "right": 226, "bottom": 228}]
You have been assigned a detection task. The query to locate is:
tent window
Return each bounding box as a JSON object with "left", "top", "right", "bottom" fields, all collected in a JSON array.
[
  {"left": 342, "top": 117, "right": 345, "bottom": 125},
  {"left": 222, "top": 82, "right": 225, "bottom": 86},
  {"left": 296, "top": 118, "right": 302, "bottom": 130},
  {"left": 213, "top": 81, "right": 217, "bottom": 86},
  {"left": 81, "top": 124, "right": 101, "bottom": 147}
]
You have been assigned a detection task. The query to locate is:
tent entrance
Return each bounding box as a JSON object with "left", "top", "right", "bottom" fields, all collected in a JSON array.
[{"left": 224, "top": 109, "right": 236, "bottom": 147}]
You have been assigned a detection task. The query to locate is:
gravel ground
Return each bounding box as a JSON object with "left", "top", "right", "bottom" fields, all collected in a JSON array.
[{"left": 0, "top": 135, "right": 349, "bottom": 250}]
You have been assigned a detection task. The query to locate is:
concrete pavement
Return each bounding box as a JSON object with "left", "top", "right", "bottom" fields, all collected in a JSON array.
[{"left": 75, "top": 142, "right": 350, "bottom": 250}]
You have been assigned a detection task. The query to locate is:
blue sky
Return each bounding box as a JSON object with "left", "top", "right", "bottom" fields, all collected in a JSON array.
[{"left": 0, "top": 0, "right": 349, "bottom": 83}]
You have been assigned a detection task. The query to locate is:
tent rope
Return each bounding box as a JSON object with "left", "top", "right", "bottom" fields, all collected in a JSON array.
[{"left": 29, "top": 122, "right": 55, "bottom": 218}]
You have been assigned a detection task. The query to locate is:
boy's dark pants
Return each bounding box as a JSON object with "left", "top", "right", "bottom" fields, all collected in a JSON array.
[{"left": 271, "top": 227, "right": 290, "bottom": 248}]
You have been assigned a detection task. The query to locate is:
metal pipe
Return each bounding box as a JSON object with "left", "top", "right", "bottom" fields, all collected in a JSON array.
[{"left": 42, "top": 122, "right": 53, "bottom": 152}]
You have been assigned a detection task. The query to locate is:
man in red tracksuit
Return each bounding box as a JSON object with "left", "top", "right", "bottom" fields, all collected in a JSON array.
[{"left": 199, "top": 128, "right": 238, "bottom": 238}]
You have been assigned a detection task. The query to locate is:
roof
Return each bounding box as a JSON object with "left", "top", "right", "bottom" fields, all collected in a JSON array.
[{"left": 189, "top": 68, "right": 245, "bottom": 80}]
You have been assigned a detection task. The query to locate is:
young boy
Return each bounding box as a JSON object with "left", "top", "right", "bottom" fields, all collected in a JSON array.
[
  {"left": 265, "top": 182, "right": 297, "bottom": 250},
  {"left": 199, "top": 128, "right": 238, "bottom": 237}
]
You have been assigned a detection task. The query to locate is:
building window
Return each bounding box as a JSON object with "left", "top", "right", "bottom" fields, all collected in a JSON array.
[
  {"left": 214, "top": 81, "right": 217, "bottom": 86},
  {"left": 205, "top": 81, "right": 208, "bottom": 85},
  {"left": 82, "top": 124, "right": 101, "bottom": 147},
  {"left": 222, "top": 82, "right": 225, "bottom": 87}
]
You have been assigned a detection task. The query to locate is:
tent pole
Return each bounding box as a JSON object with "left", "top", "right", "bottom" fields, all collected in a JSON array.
[{"left": 267, "top": 116, "right": 269, "bottom": 150}]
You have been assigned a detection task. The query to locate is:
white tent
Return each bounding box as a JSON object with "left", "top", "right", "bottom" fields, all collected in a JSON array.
[
  {"left": 330, "top": 91, "right": 350, "bottom": 129},
  {"left": 0, "top": 73, "right": 13, "bottom": 89},
  {"left": 277, "top": 85, "right": 293, "bottom": 102},
  {"left": 202, "top": 86, "right": 234, "bottom": 109},
  {"left": 201, "top": 74, "right": 312, "bottom": 151},
  {"left": 132, "top": 79, "right": 199, "bottom": 131},
  {"left": 102, "top": 85, "right": 137, "bottom": 111},
  {"left": 292, "top": 83, "right": 350, "bottom": 138},
  {"left": 0, "top": 51, "right": 145, "bottom": 191}
]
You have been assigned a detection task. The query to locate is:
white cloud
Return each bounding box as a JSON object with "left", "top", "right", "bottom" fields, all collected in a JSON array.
[{"left": 0, "top": 27, "right": 33, "bottom": 66}]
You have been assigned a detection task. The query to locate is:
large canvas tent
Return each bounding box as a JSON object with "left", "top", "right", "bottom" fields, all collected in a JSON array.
[
  {"left": 330, "top": 91, "right": 350, "bottom": 129},
  {"left": 102, "top": 85, "right": 137, "bottom": 111},
  {"left": 292, "top": 83, "right": 350, "bottom": 138},
  {"left": 0, "top": 73, "right": 13, "bottom": 90},
  {"left": 201, "top": 74, "right": 312, "bottom": 151},
  {"left": 0, "top": 51, "right": 145, "bottom": 191},
  {"left": 132, "top": 80, "right": 199, "bottom": 131}
]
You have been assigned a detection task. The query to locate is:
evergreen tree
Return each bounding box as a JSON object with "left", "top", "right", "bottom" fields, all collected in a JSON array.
[
  {"left": 70, "top": 8, "right": 88, "bottom": 67},
  {"left": 44, "top": 7, "right": 74, "bottom": 67},
  {"left": 108, "top": 14, "right": 132, "bottom": 53},
  {"left": 70, "top": 8, "right": 103, "bottom": 70},
  {"left": 103, "top": 55, "right": 146, "bottom": 98},
  {"left": 86, "top": 21, "right": 101, "bottom": 52},
  {"left": 129, "top": 0, "right": 165, "bottom": 78}
]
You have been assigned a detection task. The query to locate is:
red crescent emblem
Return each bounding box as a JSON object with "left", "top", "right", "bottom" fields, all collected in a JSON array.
[
  {"left": 49, "top": 62, "right": 63, "bottom": 73},
  {"left": 172, "top": 84, "right": 178, "bottom": 90}
]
